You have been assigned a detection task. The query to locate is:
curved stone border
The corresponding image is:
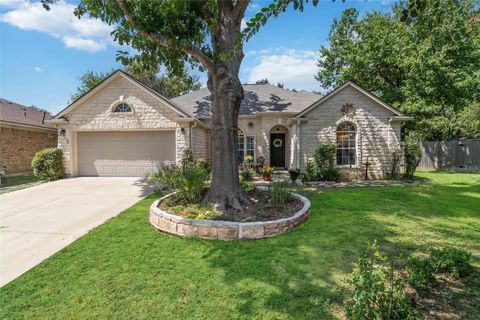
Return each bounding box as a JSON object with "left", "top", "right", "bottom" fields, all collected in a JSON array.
[{"left": 149, "top": 188, "right": 311, "bottom": 240}]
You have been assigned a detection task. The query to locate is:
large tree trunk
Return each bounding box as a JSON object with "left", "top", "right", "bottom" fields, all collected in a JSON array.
[{"left": 204, "top": 3, "right": 249, "bottom": 212}]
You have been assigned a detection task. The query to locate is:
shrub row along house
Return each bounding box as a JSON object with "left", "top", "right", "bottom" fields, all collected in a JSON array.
[
  {"left": 47, "top": 70, "right": 412, "bottom": 179},
  {"left": 0, "top": 98, "right": 57, "bottom": 176}
]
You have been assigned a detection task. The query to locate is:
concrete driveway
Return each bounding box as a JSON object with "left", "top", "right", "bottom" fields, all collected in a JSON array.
[{"left": 0, "top": 177, "right": 154, "bottom": 287}]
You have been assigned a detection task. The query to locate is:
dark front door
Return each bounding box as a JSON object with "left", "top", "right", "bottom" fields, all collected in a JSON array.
[{"left": 270, "top": 133, "right": 286, "bottom": 168}]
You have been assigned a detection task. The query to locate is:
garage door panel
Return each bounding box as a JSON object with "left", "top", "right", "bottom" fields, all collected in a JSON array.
[{"left": 77, "top": 131, "right": 175, "bottom": 177}]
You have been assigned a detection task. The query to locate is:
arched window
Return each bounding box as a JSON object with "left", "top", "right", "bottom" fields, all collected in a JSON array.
[
  {"left": 336, "top": 122, "right": 356, "bottom": 166},
  {"left": 113, "top": 103, "right": 132, "bottom": 113}
]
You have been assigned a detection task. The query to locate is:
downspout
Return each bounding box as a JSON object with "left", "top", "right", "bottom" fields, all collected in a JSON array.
[
  {"left": 190, "top": 120, "right": 198, "bottom": 155},
  {"left": 296, "top": 119, "right": 301, "bottom": 168}
]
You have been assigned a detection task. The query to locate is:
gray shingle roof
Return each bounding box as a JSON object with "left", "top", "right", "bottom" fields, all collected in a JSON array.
[
  {"left": 0, "top": 98, "right": 55, "bottom": 129},
  {"left": 171, "top": 84, "right": 322, "bottom": 118}
]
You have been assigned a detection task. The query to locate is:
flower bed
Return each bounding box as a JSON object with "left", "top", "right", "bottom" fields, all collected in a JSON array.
[{"left": 149, "top": 187, "right": 311, "bottom": 240}]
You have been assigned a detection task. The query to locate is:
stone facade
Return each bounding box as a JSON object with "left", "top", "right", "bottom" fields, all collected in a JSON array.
[
  {"left": 0, "top": 127, "right": 57, "bottom": 175},
  {"left": 149, "top": 188, "right": 311, "bottom": 240},
  {"left": 56, "top": 75, "right": 192, "bottom": 176},
  {"left": 51, "top": 72, "right": 406, "bottom": 179},
  {"left": 298, "top": 85, "right": 402, "bottom": 179}
]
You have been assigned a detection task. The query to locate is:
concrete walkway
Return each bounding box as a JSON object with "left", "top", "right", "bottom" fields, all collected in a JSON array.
[{"left": 0, "top": 177, "right": 154, "bottom": 287}]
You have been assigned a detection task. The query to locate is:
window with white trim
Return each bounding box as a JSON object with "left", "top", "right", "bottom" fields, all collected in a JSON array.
[
  {"left": 237, "top": 129, "right": 255, "bottom": 163},
  {"left": 336, "top": 122, "right": 356, "bottom": 166}
]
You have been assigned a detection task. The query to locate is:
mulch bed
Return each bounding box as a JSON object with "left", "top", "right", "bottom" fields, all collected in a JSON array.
[{"left": 159, "top": 189, "right": 304, "bottom": 223}]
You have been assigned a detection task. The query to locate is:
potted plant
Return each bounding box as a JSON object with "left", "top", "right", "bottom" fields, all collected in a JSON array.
[
  {"left": 261, "top": 166, "right": 274, "bottom": 181},
  {"left": 243, "top": 155, "right": 254, "bottom": 168},
  {"left": 288, "top": 167, "right": 300, "bottom": 183}
]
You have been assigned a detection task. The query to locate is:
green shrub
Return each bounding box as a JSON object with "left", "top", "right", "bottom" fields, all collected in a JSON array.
[
  {"left": 302, "top": 162, "right": 340, "bottom": 182},
  {"left": 302, "top": 161, "right": 321, "bottom": 182},
  {"left": 270, "top": 182, "right": 291, "bottom": 204},
  {"left": 240, "top": 181, "right": 256, "bottom": 192},
  {"left": 406, "top": 255, "right": 435, "bottom": 289},
  {"left": 181, "top": 149, "right": 194, "bottom": 171},
  {"left": 31, "top": 148, "right": 64, "bottom": 181},
  {"left": 195, "top": 158, "right": 211, "bottom": 175},
  {"left": 403, "top": 141, "right": 421, "bottom": 180},
  {"left": 147, "top": 162, "right": 209, "bottom": 204},
  {"left": 147, "top": 163, "right": 180, "bottom": 190},
  {"left": 319, "top": 167, "right": 340, "bottom": 182},
  {"left": 388, "top": 149, "right": 401, "bottom": 180},
  {"left": 346, "top": 241, "right": 417, "bottom": 320},
  {"left": 176, "top": 163, "right": 209, "bottom": 204},
  {"left": 313, "top": 143, "right": 336, "bottom": 168},
  {"left": 430, "top": 247, "right": 472, "bottom": 278},
  {"left": 240, "top": 168, "right": 255, "bottom": 181}
]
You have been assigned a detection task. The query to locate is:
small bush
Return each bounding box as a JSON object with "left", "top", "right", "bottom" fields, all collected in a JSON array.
[
  {"left": 403, "top": 141, "right": 421, "bottom": 180},
  {"left": 176, "top": 163, "right": 209, "bottom": 204},
  {"left": 181, "top": 149, "right": 194, "bottom": 171},
  {"left": 270, "top": 182, "right": 291, "bottom": 204},
  {"left": 388, "top": 149, "right": 401, "bottom": 180},
  {"left": 147, "top": 162, "right": 209, "bottom": 204},
  {"left": 240, "top": 168, "right": 255, "bottom": 181},
  {"left": 195, "top": 158, "right": 211, "bottom": 175},
  {"left": 319, "top": 167, "right": 340, "bottom": 182},
  {"left": 346, "top": 241, "right": 417, "bottom": 320},
  {"left": 302, "top": 161, "right": 321, "bottom": 181},
  {"left": 31, "top": 148, "right": 64, "bottom": 181},
  {"left": 430, "top": 247, "right": 472, "bottom": 278},
  {"left": 313, "top": 143, "right": 336, "bottom": 168},
  {"left": 240, "top": 181, "right": 256, "bottom": 192},
  {"left": 406, "top": 255, "right": 435, "bottom": 290}
]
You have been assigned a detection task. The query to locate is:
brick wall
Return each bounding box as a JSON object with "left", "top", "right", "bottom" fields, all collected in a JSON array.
[{"left": 0, "top": 127, "right": 57, "bottom": 175}]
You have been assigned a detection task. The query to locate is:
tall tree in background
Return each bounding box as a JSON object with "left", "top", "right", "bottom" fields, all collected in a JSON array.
[
  {"left": 71, "top": 70, "right": 115, "bottom": 102},
  {"left": 44, "top": 0, "right": 321, "bottom": 211},
  {"left": 70, "top": 67, "right": 201, "bottom": 102},
  {"left": 316, "top": 0, "right": 480, "bottom": 140}
]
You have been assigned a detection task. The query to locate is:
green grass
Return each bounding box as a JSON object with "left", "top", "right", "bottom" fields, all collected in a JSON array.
[
  {"left": 1, "top": 172, "right": 479, "bottom": 319},
  {"left": 0, "top": 175, "right": 41, "bottom": 194}
]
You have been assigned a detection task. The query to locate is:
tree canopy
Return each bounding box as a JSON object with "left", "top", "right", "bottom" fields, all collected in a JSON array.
[
  {"left": 316, "top": 0, "right": 480, "bottom": 140},
  {"left": 42, "top": 0, "right": 322, "bottom": 210}
]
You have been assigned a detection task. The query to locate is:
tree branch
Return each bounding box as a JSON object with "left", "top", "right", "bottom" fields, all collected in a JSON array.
[
  {"left": 232, "top": 0, "right": 250, "bottom": 22},
  {"left": 116, "top": 0, "right": 215, "bottom": 74}
]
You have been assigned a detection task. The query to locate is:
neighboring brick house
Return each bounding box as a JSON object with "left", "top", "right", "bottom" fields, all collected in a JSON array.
[
  {"left": 48, "top": 70, "right": 412, "bottom": 179},
  {"left": 0, "top": 99, "right": 57, "bottom": 176}
]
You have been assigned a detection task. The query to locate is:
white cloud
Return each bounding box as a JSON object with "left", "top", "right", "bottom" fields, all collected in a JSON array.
[
  {"left": 63, "top": 36, "right": 106, "bottom": 52},
  {"left": 34, "top": 66, "right": 44, "bottom": 72},
  {"left": 246, "top": 49, "right": 320, "bottom": 91},
  {"left": 0, "top": 1, "right": 113, "bottom": 52}
]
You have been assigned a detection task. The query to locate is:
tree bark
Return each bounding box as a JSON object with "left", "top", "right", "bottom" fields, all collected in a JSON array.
[{"left": 204, "top": 3, "right": 249, "bottom": 212}]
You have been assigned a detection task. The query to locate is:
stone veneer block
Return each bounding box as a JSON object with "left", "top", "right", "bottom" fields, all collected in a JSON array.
[{"left": 149, "top": 188, "right": 311, "bottom": 241}]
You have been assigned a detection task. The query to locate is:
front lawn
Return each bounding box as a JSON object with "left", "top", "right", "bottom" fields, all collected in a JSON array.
[
  {"left": 1, "top": 172, "right": 479, "bottom": 319},
  {"left": 0, "top": 175, "right": 41, "bottom": 194}
]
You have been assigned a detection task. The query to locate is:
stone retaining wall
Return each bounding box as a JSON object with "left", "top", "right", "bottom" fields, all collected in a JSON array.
[{"left": 149, "top": 190, "right": 311, "bottom": 240}]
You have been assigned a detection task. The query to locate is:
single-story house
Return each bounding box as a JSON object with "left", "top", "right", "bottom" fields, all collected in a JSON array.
[
  {"left": 0, "top": 98, "right": 57, "bottom": 176},
  {"left": 47, "top": 70, "right": 412, "bottom": 179}
]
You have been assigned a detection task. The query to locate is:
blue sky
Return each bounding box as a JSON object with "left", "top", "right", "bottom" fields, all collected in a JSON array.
[{"left": 0, "top": 0, "right": 394, "bottom": 114}]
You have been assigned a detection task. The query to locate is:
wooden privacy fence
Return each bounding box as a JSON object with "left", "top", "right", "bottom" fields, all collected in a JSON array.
[{"left": 417, "top": 140, "right": 480, "bottom": 172}]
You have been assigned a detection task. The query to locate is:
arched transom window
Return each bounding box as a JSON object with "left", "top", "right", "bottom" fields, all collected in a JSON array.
[
  {"left": 237, "top": 129, "right": 255, "bottom": 164},
  {"left": 113, "top": 103, "right": 132, "bottom": 113},
  {"left": 336, "top": 122, "right": 356, "bottom": 166}
]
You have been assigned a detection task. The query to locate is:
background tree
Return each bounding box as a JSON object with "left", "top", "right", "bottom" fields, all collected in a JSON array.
[
  {"left": 44, "top": 0, "right": 322, "bottom": 211},
  {"left": 70, "top": 70, "right": 115, "bottom": 102},
  {"left": 316, "top": 0, "right": 480, "bottom": 140},
  {"left": 70, "top": 67, "right": 200, "bottom": 102},
  {"left": 255, "top": 78, "right": 270, "bottom": 84}
]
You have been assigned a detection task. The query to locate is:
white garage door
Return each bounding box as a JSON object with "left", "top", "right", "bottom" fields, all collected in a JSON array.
[{"left": 77, "top": 131, "right": 176, "bottom": 177}]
